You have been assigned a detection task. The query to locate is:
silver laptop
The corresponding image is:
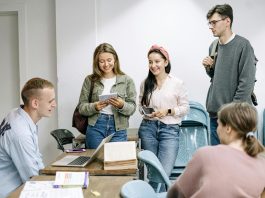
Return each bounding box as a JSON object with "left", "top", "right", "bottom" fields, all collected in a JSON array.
[{"left": 51, "top": 133, "right": 114, "bottom": 167}]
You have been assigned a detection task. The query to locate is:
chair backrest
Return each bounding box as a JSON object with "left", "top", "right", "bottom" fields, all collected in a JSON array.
[
  {"left": 138, "top": 150, "right": 171, "bottom": 190},
  {"left": 171, "top": 101, "right": 209, "bottom": 179},
  {"left": 120, "top": 180, "right": 158, "bottom": 198},
  {"left": 177, "top": 126, "right": 209, "bottom": 163},
  {"left": 182, "top": 101, "right": 209, "bottom": 129},
  {"left": 50, "top": 129, "right": 75, "bottom": 151}
]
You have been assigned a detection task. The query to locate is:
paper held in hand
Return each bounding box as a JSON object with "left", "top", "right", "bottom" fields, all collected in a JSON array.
[
  {"left": 53, "top": 171, "right": 89, "bottom": 189},
  {"left": 103, "top": 141, "right": 137, "bottom": 170}
]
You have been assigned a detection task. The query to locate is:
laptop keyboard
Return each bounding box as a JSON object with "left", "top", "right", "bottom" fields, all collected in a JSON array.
[{"left": 68, "top": 156, "right": 90, "bottom": 165}]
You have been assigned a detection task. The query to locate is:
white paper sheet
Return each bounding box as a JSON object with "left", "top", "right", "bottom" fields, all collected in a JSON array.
[
  {"left": 19, "top": 181, "right": 84, "bottom": 198},
  {"left": 19, "top": 187, "right": 83, "bottom": 198}
]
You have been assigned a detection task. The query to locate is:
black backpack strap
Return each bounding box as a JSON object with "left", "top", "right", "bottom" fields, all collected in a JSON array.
[
  {"left": 206, "top": 39, "right": 219, "bottom": 80},
  {"left": 210, "top": 39, "right": 219, "bottom": 58}
]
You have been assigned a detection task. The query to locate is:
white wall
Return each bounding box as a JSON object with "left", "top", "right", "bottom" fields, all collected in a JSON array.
[
  {"left": 0, "top": 12, "right": 20, "bottom": 120},
  {"left": 57, "top": 0, "right": 265, "bottom": 139},
  {"left": 25, "top": 0, "right": 60, "bottom": 164},
  {"left": 56, "top": 0, "right": 96, "bottom": 135},
  {"left": 0, "top": 0, "right": 59, "bottom": 164}
]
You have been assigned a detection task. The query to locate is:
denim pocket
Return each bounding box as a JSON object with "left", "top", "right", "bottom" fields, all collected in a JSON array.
[{"left": 139, "top": 119, "right": 155, "bottom": 136}]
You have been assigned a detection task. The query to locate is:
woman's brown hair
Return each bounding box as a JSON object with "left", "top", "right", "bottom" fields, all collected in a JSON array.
[
  {"left": 91, "top": 43, "right": 124, "bottom": 81},
  {"left": 218, "top": 102, "right": 264, "bottom": 157}
]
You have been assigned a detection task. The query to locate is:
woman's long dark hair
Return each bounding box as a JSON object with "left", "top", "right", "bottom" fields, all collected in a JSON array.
[{"left": 141, "top": 49, "right": 171, "bottom": 106}]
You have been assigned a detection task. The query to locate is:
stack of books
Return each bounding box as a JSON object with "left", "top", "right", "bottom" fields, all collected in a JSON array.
[{"left": 103, "top": 141, "right": 137, "bottom": 170}]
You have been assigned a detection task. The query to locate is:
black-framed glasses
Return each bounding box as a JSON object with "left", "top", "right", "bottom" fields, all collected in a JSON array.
[{"left": 208, "top": 18, "right": 226, "bottom": 27}]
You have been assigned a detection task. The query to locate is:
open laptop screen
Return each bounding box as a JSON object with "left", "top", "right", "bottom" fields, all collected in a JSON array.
[{"left": 51, "top": 133, "right": 114, "bottom": 167}]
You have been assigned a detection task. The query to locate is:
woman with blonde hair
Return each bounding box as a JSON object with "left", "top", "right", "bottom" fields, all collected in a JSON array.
[
  {"left": 78, "top": 43, "right": 136, "bottom": 148},
  {"left": 168, "top": 102, "right": 265, "bottom": 198}
]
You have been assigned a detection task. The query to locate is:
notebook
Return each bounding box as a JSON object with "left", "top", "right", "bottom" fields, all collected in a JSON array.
[
  {"left": 51, "top": 133, "right": 114, "bottom": 167},
  {"left": 104, "top": 141, "right": 137, "bottom": 170}
]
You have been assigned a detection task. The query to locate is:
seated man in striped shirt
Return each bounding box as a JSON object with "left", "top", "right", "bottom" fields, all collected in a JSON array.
[{"left": 0, "top": 77, "right": 56, "bottom": 197}]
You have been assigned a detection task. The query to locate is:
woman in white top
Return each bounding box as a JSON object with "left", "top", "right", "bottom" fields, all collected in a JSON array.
[
  {"left": 138, "top": 44, "right": 189, "bottom": 191},
  {"left": 78, "top": 43, "right": 136, "bottom": 149}
]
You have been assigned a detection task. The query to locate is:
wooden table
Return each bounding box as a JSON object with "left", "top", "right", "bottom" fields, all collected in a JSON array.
[
  {"left": 8, "top": 175, "right": 135, "bottom": 198},
  {"left": 40, "top": 149, "right": 137, "bottom": 175}
]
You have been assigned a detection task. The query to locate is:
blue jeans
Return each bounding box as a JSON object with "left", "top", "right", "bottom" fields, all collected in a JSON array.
[
  {"left": 210, "top": 117, "right": 220, "bottom": 145},
  {"left": 86, "top": 114, "right": 127, "bottom": 149},
  {"left": 139, "top": 119, "right": 179, "bottom": 180}
]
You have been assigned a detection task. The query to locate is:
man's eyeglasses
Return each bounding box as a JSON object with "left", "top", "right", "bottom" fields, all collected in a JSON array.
[{"left": 208, "top": 18, "right": 226, "bottom": 27}]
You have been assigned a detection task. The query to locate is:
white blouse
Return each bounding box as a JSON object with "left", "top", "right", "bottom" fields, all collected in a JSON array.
[{"left": 139, "top": 74, "right": 189, "bottom": 125}]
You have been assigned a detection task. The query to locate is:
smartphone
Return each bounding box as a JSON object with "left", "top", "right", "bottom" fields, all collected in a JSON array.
[
  {"left": 65, "top": 148, "right": 86, "bottom": 153},
  {"left": 99, "top": 93, "right": 118, "bottom": 101},
  {"left": 141, "top": 106, "right": 155, "bottom": 116}
]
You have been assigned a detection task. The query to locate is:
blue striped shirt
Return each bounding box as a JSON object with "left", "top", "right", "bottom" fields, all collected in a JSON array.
[{"left": 0, "top": 106, "right": 44, "bottom": 198}]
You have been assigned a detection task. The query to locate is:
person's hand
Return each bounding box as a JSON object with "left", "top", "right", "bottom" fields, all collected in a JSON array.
[
  {"left": 202, "top": 56, "right": 214, "bottom": 69},
  {"left": 95, "top": 101, "right": 108, "bottom": 111},
  {"left": 108, "top": 97, "right": 124, "bottom": 109},
  {"left": 153, "top": 109, "right": 168, "bottom": 118}
]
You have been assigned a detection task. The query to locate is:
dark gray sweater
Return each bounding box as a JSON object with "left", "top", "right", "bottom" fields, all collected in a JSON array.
[{"left": 206, "top": 35, "right": 256, "bottom": 117}]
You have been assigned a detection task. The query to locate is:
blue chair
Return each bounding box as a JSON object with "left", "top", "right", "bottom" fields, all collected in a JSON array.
[
  {"left": 170, "top": 101, "right": 209, "bottom": 179},
  {"left": 138, "top": 150, "right": 171, "bottom": 193},
  {"left": 120, "top": 180, "right": 167, "bottom": 198},
  {"left": 182, "top": 101, "right": 209, "bottom": 128}
]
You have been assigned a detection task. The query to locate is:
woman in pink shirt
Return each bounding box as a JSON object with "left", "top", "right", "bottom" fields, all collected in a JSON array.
[
  {"left": 138, "top": 44, "right": 189, "bottom": 191},
  {"left": 167, "top": 102, "right": 265, "bottom": 198}
]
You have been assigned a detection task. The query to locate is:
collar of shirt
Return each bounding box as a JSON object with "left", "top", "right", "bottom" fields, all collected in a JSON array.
[
  {"left": 18, "top": 106, "right": 38, "bottom": 135},
  {"left": 219, "top": 32, "right": 236, "bottom": 45}
]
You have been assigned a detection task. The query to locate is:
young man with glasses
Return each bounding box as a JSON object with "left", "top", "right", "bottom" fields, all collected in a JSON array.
[{"left": 202, "top": 4, "right": 257, "bottom": 145}]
